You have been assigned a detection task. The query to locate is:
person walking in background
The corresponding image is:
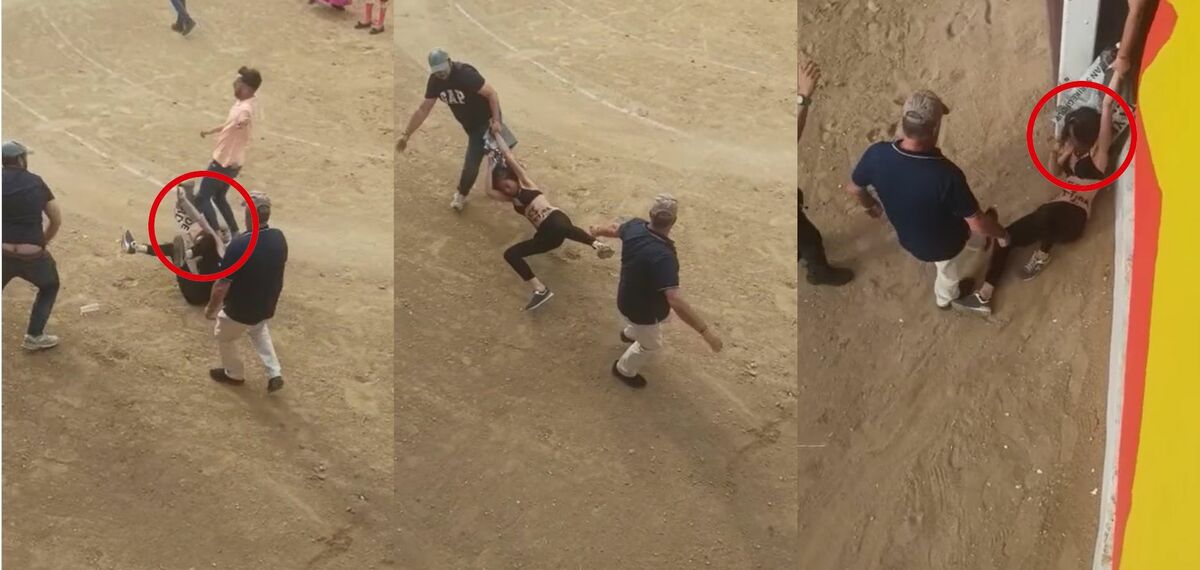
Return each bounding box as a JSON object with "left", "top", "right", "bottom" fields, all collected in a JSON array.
[
  {"left": 205, "top": 192, "right": 288, "bottom": 393},
  {"left": 845, "top": 90, "right": 1009, "bottom": 309},
  {"left": 168, "top": 0, "right": 196, "bottom": 36},
  {"left": 396, "top": 49, "right": 517, "bottom": 212},
  {"left": 195, "top": 66, "right": 261, "bottom": 240},
  {"left": 355, "top": 0, "right": 389, "bottom": 34},
  {"left": 797, "top": 58, "right": 853, "bottom": 287},
  {"left": 2, "top": 141, "right": 63, "bottom": 351},
  {"left": 589, "top": 194, "right": 723, "bottom": 388}
]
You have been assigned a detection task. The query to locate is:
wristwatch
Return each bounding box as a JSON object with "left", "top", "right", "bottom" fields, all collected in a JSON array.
[{"left": 797, "top": 94, "right": 812, "bottom": 107}]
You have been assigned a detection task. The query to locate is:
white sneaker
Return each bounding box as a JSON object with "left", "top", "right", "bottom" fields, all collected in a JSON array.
[
  {"left": 593, "top": 241, "right": 615, "bottom": 259},
  {"left": 22, "top": 334, "right": 59, "bottom": 351},
  {"left": 121, "top": 230, "right": 136, "bottom": 254},
  {"left": 450, "top": 192, "right": 466, "bottom": 212}
]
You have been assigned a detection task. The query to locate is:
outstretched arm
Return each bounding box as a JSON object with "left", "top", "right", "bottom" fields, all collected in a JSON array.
[
  {"left": 589, "top": 220, "right": 621, "bottom": 239},
  {"left": 1092, "top": 70, "right": 1126, "bottom": 173},
  {"left": 396, "top": 98, "right": 437, "bottom": 151},
  {"left": 797, "top": 59, "right": 821, "bottom": 142},
  {"left": 495, "top": 136, "right": 536, "bottom": 189}
]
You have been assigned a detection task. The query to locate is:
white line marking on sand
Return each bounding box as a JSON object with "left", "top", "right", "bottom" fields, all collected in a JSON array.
[
  {"left": 452, "top": 1, "right": 686, "bottom": 137},
  {"left": 551, "top": 0, "right": 760, "bottom": 76}
]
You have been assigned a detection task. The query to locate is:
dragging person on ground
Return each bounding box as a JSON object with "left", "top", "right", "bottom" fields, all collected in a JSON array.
[
  {"left": 396, "top": 48, "right": 517, "bottom": 212},
  {"left": 484, "top": 136, "right": 614, "bottom": 311},
  {"left": 589, "top": 194, "right": 723, "bottom": 389},
  {"left": 954, "top": 69, "right": 1129, "bottom": 315},
  {"left": 2, "top": 141, "right": 63, "bottom": 351},
  {"left": 121, "top": 181, "right": 225, "bottom": 306},
  {"left": 205, "top": 192, "right": 288, "bottom": 393}
]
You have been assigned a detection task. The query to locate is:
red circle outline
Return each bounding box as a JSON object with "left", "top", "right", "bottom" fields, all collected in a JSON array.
[
  {"left": 1026, "top": 80, "right": 1137, "bottom": 192},
  {"left": 147, "top": 171, "right": 259, "bottom": 282}
]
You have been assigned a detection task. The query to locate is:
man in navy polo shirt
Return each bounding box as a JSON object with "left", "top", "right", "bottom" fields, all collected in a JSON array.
[
  {"left": 590, "top": 194, "right": 723, "bottom": 388},
  {"left": 205, "top": 191, "right": 288, "bottom": 392},
  {"left": 845, "top": 90, "right": 1009, "bottom": 309}
]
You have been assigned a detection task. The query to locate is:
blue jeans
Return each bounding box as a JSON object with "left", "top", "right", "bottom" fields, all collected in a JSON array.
[
  {"left": 2, "top": 252, "right": 60, "bottom": 336},
  {"left": 196, "top": 160, "right": 242, "bottom": 234},
  {"left": 169, "top": 0, "right": 193, "bottom": 25}
]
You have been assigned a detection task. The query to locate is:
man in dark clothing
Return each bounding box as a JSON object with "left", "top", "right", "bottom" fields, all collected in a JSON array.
[
  {"left": 590, "top": 194, "right": 723, "bottom": 388},
  {"left": 396, "top": 48, "right": 517, "bottom": 212},
  {"left": 2, "top": 141, "right": 63, "bottom": 351},
  {"left": 205, "top": 192, "right": 288, "bottom": 392},
  {"left": 797, "top": 59, "right": 854, "bottom": 286},
  {"left": 845, "top": 90, "right": 1009, "bottom": 309}
]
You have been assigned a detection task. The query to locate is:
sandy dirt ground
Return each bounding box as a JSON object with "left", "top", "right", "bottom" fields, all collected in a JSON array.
[
  {"left": 3, "top": 1, "right": 394, "bottom": 568},
  {"left": 395, "top": 0, "right": 798, "bottom": 567},
  {"left": 798, "top": 0, "right": 1111, "bottom": 568}
]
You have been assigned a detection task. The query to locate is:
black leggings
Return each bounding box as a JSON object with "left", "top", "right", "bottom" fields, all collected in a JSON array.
[
  {"left": 985, "top": 201, "right": 1087, "bottom": 284},
  {"left": 503, "top": 210, "right": 595, "bottom": 281}
]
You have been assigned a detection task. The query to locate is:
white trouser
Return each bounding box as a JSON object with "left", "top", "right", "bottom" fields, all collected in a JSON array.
[
  {"left": 932, "top": 234, "right": 989, "bottom": 307},
  {"left": 214, "top": 310, "right": 282, "bottom": 380},
  {"left": 616, "top": 320, "right": 665, "bottom": 377}
]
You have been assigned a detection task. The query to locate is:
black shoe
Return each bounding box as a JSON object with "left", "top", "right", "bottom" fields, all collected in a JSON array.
[
  {"left": 956, "top": 278, "right": 976, "bottom": 300},
  {"left": 611, "top": 361, "right": 647, "bottom": 389},
  {"left": 267, "top": 376, "right": 284, "bottom": 393},
  {"left": 355, "top": 21, "right": 372, "bottom": 29},
  {"left": 369, "top": 27, "right": 385, "bottom": 34},
  {"left": 523, "top": 289, "right": 554, "bottom": 311},
  {"left": 181, "top": 19, "right": 196, "bottom": 36},
  {"left": 620, "top": 331, "right": 634, "bottom": 344},
  {"left": 952, "top": 292, "right": 993, "bottom": 316},
  {"left": 209, "top": 368, "right": 245, "bottom": 386},
  {"left": 806, "top": 266, "right": 854, "bottom": 286}
]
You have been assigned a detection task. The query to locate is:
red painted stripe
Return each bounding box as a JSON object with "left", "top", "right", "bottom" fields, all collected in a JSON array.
[{"left": 1112, "top": 2, "right": 1176, "bottom": 568}]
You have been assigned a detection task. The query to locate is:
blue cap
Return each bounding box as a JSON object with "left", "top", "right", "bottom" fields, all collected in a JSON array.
[
  {"left": 429, "top": 48, "right": 451, "bottom": 74},
  {"left": 2, "top": 140, "right": 31, "bottom": 158}
]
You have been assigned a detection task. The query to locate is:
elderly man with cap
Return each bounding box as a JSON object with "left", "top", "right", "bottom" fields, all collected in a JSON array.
[
  {"left": 195, "top": 66, "right": 262, "bottom": 240},
  {"left": 2, "top": 141, "right": 63, "bottom": 350},
  {"left": 589, "top": 194, "right": 723, "bottom": 388},
  {"left": 205, "top": 191, "right": 288, "bottom": 393},
  {"left": 845, "top": 90, "right": 1009, "bottom": 309},
  {"left": 396, "top": 48, "right": 517, "bottom": 212}
]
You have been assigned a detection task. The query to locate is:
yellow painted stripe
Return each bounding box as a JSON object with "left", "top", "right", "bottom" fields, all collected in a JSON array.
[{"left": 1121, "top": 3, "right": 1200, "bottom": 569}]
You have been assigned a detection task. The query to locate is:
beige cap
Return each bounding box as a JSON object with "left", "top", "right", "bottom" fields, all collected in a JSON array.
[
  {"left": 650, "top": 193, "right": 678, "bottom": 219},
  {"left": 902, "top": 90, "right": 951, "bottom": 126},
  {"left": 248, "top": 191, "right": 271, "bottom": 210}
]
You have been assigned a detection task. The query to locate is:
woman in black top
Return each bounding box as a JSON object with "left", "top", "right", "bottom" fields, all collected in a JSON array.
[
  {"left": 485, "top": 138, "right": 614, "bottom": 311},
  {"left": 122, "top": 229, "right": 221, "bottom": 305},
  {"left": 955, "top": 70, "right": 1126, "bottom": 315}
]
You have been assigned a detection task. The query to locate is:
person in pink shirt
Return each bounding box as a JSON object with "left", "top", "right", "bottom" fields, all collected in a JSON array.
[{"left": 196, "top": 67, "right": 261, "bottom": 239}]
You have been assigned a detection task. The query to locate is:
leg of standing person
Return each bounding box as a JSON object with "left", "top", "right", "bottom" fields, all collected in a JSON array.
[
  {"left": 194, "top": 163, "right": 224, "bottom": 232},
  {"left": 452, "top": 126, "right": 488, "bottom": 210},
  {"left": 247, "top": 320, "right": 284, "bottom": 392},
  {"left": 356, "top": 2, "right": 375, "bottom": 29},
  {"left": 7, "top": 254, "right": 62, "bottom": 349},
  {"left": 615, "top": 320, "right": 664, "bottom": 387},
  {"left": 371, "top": 0, "right": 389, "bottom": 33},
  {"left": 797, "top": 189, "right": 853, "bottom": 286},
  {"left": 213, "top": 164, "right": 242, "bottom": 234},
  {"left": 213, "top": 311, "right": 248, "bottom": 382},
  {"left": 169, "top": 0, "right": 195, "bottom": 35}
]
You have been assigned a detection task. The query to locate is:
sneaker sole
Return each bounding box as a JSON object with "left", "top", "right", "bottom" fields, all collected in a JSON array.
[
  {"left": 524, "top": 291, "right": 554, "bottom": 311},
  {"left": 22, "top": 342, "right": 59, "bottom": 351},
  {"left": 951, "top": 302, "right": 992, "bottom": 316}
]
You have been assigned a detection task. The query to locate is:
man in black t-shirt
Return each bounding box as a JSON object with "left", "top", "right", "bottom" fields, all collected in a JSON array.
[
  {"left": 396, "top": 48, "right": 517, "bottom": 212},
  {"left": 205, "top": 192, "right": 288, "bottom": 393},
  {"left": 589, "top": 194, "right": 723, "bottom": 388},
  {"left": 2, "top": 141, "right": 63, "bottom": 351}
]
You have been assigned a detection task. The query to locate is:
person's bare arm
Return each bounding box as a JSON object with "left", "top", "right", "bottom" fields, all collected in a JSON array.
[
  {"left": 1092, "top": 71, "right": 1125, "bottom": 173},
  {"left": 1113, "top": 0, "right": 1154, "bottom": 75},
  {"left": 797, "top": 60, "right": 821, "bottom": 142},
  {"left": 589, "top": 221, "right": 621, "bottom": 239},
  {"left": 396, "top": 98, "right": 438, "bottom": 151},
  {"left": 205, "top": 280, "right": 230, "bottom": 320},
  {"left": 495, "top": 137, "right": 536, "bottom": 189},
  {"left": 479, "top": 82, "right": 502, "bottom": 133},
  {"left": 665, "top": 288, "right": 723, "bottom": 352},
  {"left": 42, "top": 200, "right": 62, "bottom": 244},
  {"left": 845, "top": 180, "right": 883, "bottom": 217}
]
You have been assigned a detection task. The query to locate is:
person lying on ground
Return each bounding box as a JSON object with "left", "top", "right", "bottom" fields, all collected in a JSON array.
[{"left": 954, "top": 70, "right": 1127, "bottom": 315}]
